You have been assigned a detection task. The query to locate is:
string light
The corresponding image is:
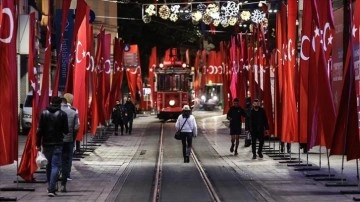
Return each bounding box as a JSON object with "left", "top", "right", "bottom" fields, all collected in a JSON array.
[{"left": 142, "top": 1, "right": 268, "bottom": 26}]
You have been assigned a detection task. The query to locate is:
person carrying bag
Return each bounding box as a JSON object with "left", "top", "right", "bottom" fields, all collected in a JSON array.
[
  {"left": 175, "top": 105, "right": 198, "bottom": 163},
  {"left": 174, "top": 118, "right": 188, "bottom": 140}
]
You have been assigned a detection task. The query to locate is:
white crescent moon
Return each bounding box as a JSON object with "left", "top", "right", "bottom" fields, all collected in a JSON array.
[
  {"left": 322, "top": 22, "right": 330, "bottom": 52},
  {"left": 300, "top": 35, "right": 310, "bottom": 61},
  {"left": 129, "top": 68, "right": 137, "bottom": 74},
  {"left": 218, "top": 65, "right": 223, "bottom": 74},
  {"left": 104, "top": 59, "right": 111, "bottom": 74},
  {"left": 288, "top": 39, "right": 292, "bottom": 61},
  {"left": 208, "top": 65, "right": 214, "bottom": 74},
  {"left": 213, "top": 65, "right": 218, "bottom": 74},
  {"left": 0, "top": 8, "right": 14, "bottom": 43},
  {"left": 312, "top": 36, "right": 316, "bottom": 52},
  {"left": 76, "top": 41, "right": 83, "bottom": 63},
  {"left": 86, "top": 52, "right": 94, "bottom": 71}
]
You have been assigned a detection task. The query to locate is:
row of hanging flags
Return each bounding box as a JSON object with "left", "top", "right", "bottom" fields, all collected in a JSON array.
[
  {"left": 149, "top": 0, "right": 360, "bottom": 162},
  {"left": 1, "top": 0, "right": 360, "bottom": 180},
  {"left": 0, "top": 0, "right": 143, "bottom": 181}
]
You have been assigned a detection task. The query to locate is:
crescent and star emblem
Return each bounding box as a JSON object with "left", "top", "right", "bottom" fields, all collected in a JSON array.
[{"left": 0, "top": 8, "right": 14, "bottom": 44}]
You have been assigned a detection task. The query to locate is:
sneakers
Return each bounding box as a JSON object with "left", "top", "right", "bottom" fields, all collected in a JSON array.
[
  {"left": 252, "top": 154, "right": 256, "bottom": 159},
  {"left": 230, "top": 144, "right": 234, "bottom": 153},
  {"left": 60, "top": 185, "right": 67, "bottom": 193},
  {"left": 48, "top": 192, "right": 56, "bottom": 197},
  {"left": 234, "top": 151, "right": 238, "bottom": 155},
  {"left": 258, "top": 153, "right": 263, "bottom": 158},
  {"left": 67, "top": 177, "right": 72, "bottom": 181}
]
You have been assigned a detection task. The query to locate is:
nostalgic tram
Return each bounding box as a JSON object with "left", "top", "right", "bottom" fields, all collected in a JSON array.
[{"left": 154, "top": 61, "right": 191, "bottom": 120}]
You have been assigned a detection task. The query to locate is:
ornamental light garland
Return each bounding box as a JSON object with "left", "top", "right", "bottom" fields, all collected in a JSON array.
[{"left": 143, "top": 1, "right": 271, "bottom": 27}]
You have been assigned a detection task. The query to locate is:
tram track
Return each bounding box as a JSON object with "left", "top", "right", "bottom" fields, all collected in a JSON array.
[{"left": 152, "top": 122, "right": 221, "bottom": 202}]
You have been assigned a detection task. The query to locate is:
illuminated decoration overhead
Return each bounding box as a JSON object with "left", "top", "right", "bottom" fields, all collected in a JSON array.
[
  {"left": 142, "top": 1, "right": 269, "bottom": 27},
  {"left": 240, "top": 11, "right": 251, "bottom": 21},
  {"left": 145, "top": 4, "right": 156, "bottom": 16},
  {"left": 191, "top": 10, "right": 202, "bottom": 22},
  {"left": 159, "top": 5, "right": 170, "bottom": 20},
  {"left": 251, "top": 9, "right": 265, "bottom": 24}
]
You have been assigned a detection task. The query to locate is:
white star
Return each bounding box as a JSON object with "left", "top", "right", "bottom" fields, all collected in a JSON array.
[
  {"left": 352, "top": 25, "right": 357, "bottom": 37},
  {"left": 327, "top": 34, "right": 333, "bottom": 45},
  {"left": 314, "top": 27, "right": 320, "bottom": 37}
]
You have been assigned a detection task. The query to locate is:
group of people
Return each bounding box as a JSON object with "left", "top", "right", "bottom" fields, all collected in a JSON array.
[
  {"left": 174, "top": 97, "right": 270, "bottom": 163},
  {"left": 227, "top": 98, "right": 269, "bottom": 159},
  {"left": 36, "top": 93, "right": 80, "bottom": 197},
  {"left": 111, "top": 97, "right": 136, "bottom": 136}
]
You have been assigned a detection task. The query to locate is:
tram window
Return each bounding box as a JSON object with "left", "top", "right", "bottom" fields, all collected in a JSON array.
[{"left": 174, "top": 75, "right": 180, "bottom": 91}]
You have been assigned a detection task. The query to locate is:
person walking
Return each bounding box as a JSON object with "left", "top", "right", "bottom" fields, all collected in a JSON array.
[
  {"left": 226, "top": 98, "right": 247, "bottom": 155},
  {"left": 124, "top": 97, "right": 136, "bottom": 134},
  {"left": 36, "top": 96, "right": 69, "bottom": 197},
  {"left": 249, "top": 98, "right": 269, "bottom": 159},
  {"left": 64, "top": 93, "right": 80, "bottom": 155},
  {"left": 60, "top": 97, "right": 80, "bottom": 192},
  {"left": 111, "top": 100, "right": 126, "bottom": 136},
  {"left": 175, "top": 105, "right": 198, "bottom": 163}
]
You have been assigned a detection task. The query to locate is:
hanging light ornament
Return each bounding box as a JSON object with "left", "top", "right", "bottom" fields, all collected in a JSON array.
[
  {"left": 251, "top": 9, "right": 265, "bottom": 24},
  {"left": 170, "top": 13, "right": 178, "bottom": 22},
  {"left": 206, "top": 3, "right": 219, "bottom": 19},
  {"left": 221, "top": 1, "right": 239, "bottom": 18},
  {"left": 197, "top": 3, "right": 207, "bottom": 14},
  {"left": 192, "top": 10, "right": 202, "bottom": 22},
  {"left": 262, "top": 17, "right": 269, "bottom": 28},
  {"left": 240, "top": 11, "right": 251, "bottom": 21},
  {"left": 228, "top": 17, "right": 237, "bottom": 26},
  {"left": 159, "top": 5, "right": 170, "bottom": 20},
  {"left": 213, "top": 19, "right": 220, "bottom": 27},
  {"left": 142, "top": 14, "right": 151, "bottom": 23},
  {"left": 170, "top": 4, "right": 180, "bottom": 14},
  {"left": 145, "top": 4, "right": 156, "bottom": 16},
  {"left": 202, "top": 13, "right": 213, "bottom": 25}
]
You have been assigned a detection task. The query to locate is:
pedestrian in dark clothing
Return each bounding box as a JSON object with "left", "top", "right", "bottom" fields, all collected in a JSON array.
[
  {"left": 124, "top": 97, "right": 136, "bottom": 134},
  {"left": 111, "top": 100, "right": 126, "bottom": 136},
  {"left": 249, "top": 98, "right": 269, "bottom": 159},
  {"left": 226, "top": 98, "right": 247, "bottom": 155},
  {"left": 36, "top": 96, "right": 69, "bottom": 197},
  {"left": 60, "top": 97, "right": 79, "bottom": 192}
]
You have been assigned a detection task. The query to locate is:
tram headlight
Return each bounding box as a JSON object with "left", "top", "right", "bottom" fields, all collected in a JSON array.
[
  {"left": 201, "top": 95, "right": 206, "bottom": 101},
  {"left": 169, "top": 100, "right": 175, "bottom": 106},
  {"left": 213, "top": 95, "right": 218, "bottom": 101}
]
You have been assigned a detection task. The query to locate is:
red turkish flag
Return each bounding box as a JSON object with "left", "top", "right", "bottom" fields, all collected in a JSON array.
[
  {"left": 38, "top": 23, "right": 51, "bottom": 114},
  {"left": 125, "top": 45, "right": 141, "bottom": 101},
  {"left": 281, "top": 0, "right": 298, "bottom": 143},
  {"left": 330, "top": 0, "right": 360, "bottom": 160},
  {"left": 229, "top": 36, "right": 238, "bottom": 100},
  {"left": 102, "top": 33, "right": 111, "bottom": 120},
  {"left": 220, "top": 41, "right": 230, "bottom": 114},
  {"left": 18, "top": 13, "right": 37, "bottom": 180},
  {"left": 73, "top": 0, "right": 89, "bottom": 141},
  {"left": 0, "top": 0, "right": 18, "bottom": 166},
  {"left": 148, "top": 47, "right": 157, "bottom": 109},
  {"left": 108, "top": 38, "right": 124, "bottom": 115},
  {"left": 306, "top": 0, "right": 336, "bottom": 149},
  {"left": 95, "top": 28, "right": 106, "bottom": 125},
  {"left": 298, "top": 0, "right": 313, "bottom": 144}
]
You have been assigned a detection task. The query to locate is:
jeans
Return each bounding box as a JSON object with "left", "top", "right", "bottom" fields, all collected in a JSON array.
[
  {"left": 251, "top": 132, "right": 264, "bottom": 155},
  {"left": 43, "top": 145, "right": 62, "bottom": 193},
  {"left": 114, "top": 122, "right": 125, "bottom": 134},
  {"left": 181, "top": 132, "right": 193, "bottom": 157},
  {"left": 61, "top": 142, "right": 74, "bottom": 185}
]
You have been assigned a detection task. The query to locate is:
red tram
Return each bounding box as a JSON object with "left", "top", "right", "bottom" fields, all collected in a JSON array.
[{"left": 154, "top": 61, "right": 191, "bottom": 120}]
